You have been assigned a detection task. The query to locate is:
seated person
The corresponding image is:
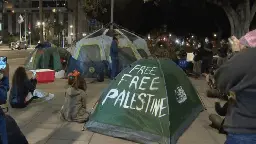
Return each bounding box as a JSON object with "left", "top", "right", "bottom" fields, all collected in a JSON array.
[
  {"left": 60, "top": 70, "right": 89, "bottom": 123},
  {"left": 9, "top": 67, "right": 37, "bottom": 108},
  {"left": 0, "top": 64, "right": 10, "bottom": 144}
]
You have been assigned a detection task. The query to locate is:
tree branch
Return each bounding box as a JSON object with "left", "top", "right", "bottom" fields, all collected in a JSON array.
[
  {"left": 251, "top": 0, "right": 256, "bottom": 22},
  {"left": 244, "top": 0, "right": 250, "bottom": 21}
]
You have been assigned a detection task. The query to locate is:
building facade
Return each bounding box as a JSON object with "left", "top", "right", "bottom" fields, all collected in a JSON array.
[{"left": 3, "top": 0, "right": 91, "bottom": 43}]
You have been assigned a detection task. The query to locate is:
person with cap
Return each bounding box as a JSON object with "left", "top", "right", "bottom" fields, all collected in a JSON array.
[{"left": 110, "top": 36, "right": 119, "bottom": 79}]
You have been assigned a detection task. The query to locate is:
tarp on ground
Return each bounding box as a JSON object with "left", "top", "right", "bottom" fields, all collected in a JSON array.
[{"left": 86, "top": 59, "right": 204, "bottom": 144}]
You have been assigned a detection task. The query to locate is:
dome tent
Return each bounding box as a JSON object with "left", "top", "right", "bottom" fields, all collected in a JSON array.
[
  {"left": 25, "top": 47, "right": 71, "bottom": 71},
  {"left": 85, "top": 59, "right": 204, "bottom": 144},
  {"left": 70, "top": 26, "right": 151, "bottom": 78}
]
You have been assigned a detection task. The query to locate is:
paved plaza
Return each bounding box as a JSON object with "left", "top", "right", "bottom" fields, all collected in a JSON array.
[{"left": 3, "top": 48, "right": 226, "bottom": 144}]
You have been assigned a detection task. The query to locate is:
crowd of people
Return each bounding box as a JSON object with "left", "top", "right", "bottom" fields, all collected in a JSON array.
[{"left": 187, "top": 37, "right": 229, "bottom": 77}]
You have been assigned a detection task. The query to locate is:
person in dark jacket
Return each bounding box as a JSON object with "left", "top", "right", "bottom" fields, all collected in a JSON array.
[
  {"left": 110, "top": 36, "right": 119, "bottom": 79},
  {"left": 9, "top": 67, "right": 37, "bottom": 108},
  {"left": 193, "top": 43, "right": 203, "bottom": 76},
  {"left": 217, "top": 43, "right": 228, "bottom": 67},
  {"left": 0, "top": 63, "right": 10, "bottom": 144},
  {"left": 5, "top": 114, "right": 28, "bottom": 144},
  {"left": 201, "top": 37, "right": 213, "bottom": 74},
  {"left": 214, "top": 47, "right": 256, "bottom": 144}
]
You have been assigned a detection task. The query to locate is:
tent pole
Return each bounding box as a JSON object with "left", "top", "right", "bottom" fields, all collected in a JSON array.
[{"left": 110, "top": 0, "right": 114, "bottom": 30}]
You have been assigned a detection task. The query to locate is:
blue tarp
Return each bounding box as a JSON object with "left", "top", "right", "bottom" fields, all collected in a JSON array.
[
  {"left": 67, "top": 57, "right": 110, "bottom": 78},
  {"left": 35, "top": 42, "right": 52, "bottom": 49},
  {"left": 178, "top": 59, "right": 188, "bottom": 69}
]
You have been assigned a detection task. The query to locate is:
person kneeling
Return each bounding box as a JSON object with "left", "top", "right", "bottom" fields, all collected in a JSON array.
[
  {"left": 9, "top": 67, "right": 37, "bottom": 108},
  {"left": 60, "top": 70, "right": 89, "bottom": 123}
]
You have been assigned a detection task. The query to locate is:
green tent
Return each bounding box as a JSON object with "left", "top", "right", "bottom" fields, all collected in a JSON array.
[
  {"left": 86, "top": 59, "right": 204, "bottom": 144},
  {"left": 25, "top": 47, "right": 71, "bottom": 71}
]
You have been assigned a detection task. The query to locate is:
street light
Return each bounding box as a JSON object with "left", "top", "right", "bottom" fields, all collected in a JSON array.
[
  {"left": 148, "top": 34, "right": 151, "bottom": 40},
  {"left": 28, "top": 31, "right": 31, "bottom": 48},
  {"left": 37, "top": 21, "right": 41, "bottom": 26},
  {"left": 70, "top": 25, "right": 73, "bottom": 28},
  {"left": 169, "top": 33, "right": 172, "bottom": 37},
  {"left": 213, "top": 33, "right": 217, "bottom": 37},
  {"left": 82, "top": 33, "right": 87, "bottom": 37},
  {"left": 175, "top": 39, "right": 180, "bottom": 44},
  {"left": 52, "top": 8, "right": 56, "bottom": 13},
  {"left": 70, "top": 33, "right": 74, "bottom": 36}
]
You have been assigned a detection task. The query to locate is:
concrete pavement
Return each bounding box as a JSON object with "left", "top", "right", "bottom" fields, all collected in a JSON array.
[{"left": 4, "top": 48, "right": 226, "bottom": 144}]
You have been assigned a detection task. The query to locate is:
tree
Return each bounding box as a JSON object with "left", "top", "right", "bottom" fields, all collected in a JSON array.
[
  {"left": 82, "top": 0, "right": 159, "bottom": 18},
  {"left": 83, "top": 0, "right": 107, "bottom": 18},
  {"left": 207, "top": 0, "right": 256, "bottom": 38}
]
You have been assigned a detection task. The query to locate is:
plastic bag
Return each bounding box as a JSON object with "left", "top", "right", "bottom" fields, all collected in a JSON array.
[{"left": 33, "top": 89, "right": 48, "bottom": 98}]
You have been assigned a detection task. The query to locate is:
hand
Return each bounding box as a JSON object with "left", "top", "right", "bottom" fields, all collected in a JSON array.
[
  {"left": 230, "top": 36, "right": 246, "bottom": 52},
  {"left": 0, "top": 63, "right": 9, "bottom": 77}
]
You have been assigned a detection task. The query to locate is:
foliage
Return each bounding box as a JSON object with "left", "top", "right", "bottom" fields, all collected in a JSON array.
[
  {"left": 31, "top": 28, "right": 40, "bottom": 44},
  {"left": 2, "top": 31, "right": 19, "bottom": 44},
  {"left": 83, "top": 0, "right": 160, "bottom": 18},
  {"left": 83, "top": 0, "right": 107, "bottom": 17}
]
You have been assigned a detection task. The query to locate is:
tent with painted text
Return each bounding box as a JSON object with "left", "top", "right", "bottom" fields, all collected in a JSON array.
[{"left": 86, "top": 59, "right": 204, "bottom": 144}]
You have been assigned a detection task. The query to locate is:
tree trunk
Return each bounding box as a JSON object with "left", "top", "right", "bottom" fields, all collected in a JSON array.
[{"left": 222, "top": 0, "right": 256, "bottom": 38}]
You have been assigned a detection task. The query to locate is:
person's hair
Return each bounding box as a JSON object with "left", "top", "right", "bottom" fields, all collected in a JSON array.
[
  {"left": 12, "top": 67, "right": 29, "bottom": 87},
  {"left": 68, "top": 75, "right": 87, "bottom": 91},
  {"left": 113, "top": 36, "right": 118, "bottom": 41}
]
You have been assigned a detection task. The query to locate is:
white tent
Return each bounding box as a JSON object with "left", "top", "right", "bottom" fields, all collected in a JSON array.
[{"left": 72, "top": 28, "right": 151, "bottom": 64}]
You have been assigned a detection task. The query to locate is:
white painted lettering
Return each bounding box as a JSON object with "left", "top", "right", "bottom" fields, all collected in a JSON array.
[
  {"left": 114, "top": 90, "right": 126, "bottom": 107},
  {"left": 102, "top": 89, "right": 118, "bottom": 105},
  {"left": 145, "top": 94, "right": 155, "bottom": 113},
  {"left": 129, "top": 65, "right": 141, "bottom": 73},
  {"left": 129, "top": 76, "right": 139, "bottom": 89},
  {"left": 152, "top": 99, "right": 161, "bottom": 117},
  {"left": 118, "top": 74, "right": 132, "bottom": 85},
  {"left": 123, "top": 91, "right": 131, "bottom": 109},
  {"left": 150, "top": 77, "right": 160, "bottom": 90},
  {"left": 144, "top": 67, "right": 151, "bottom": 75},
  {"left": 138, "top": 76, "right": 150, "bottom": 90},
  {"left": 136, "top": 93, "right": 146, "bottom": 111},
  {"left": 137, "top": 66, "right": 146, "bottom": 74},
  {"left": 129, "top": 93, "right": 136, "bottom": 110},
  {"left": 149, "top": 67, "right": 157, "bottom": 75},
  {"left": 159, "top": 98, "right": 167, "bottom": 118},
  {"left": 150, "top": 99, "right": 156, "bottom": 113}
]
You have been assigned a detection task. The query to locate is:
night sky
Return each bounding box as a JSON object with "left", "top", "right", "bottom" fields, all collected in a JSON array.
[{"left": 98, "top": 0, "right": 231, "bottom": 38}]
